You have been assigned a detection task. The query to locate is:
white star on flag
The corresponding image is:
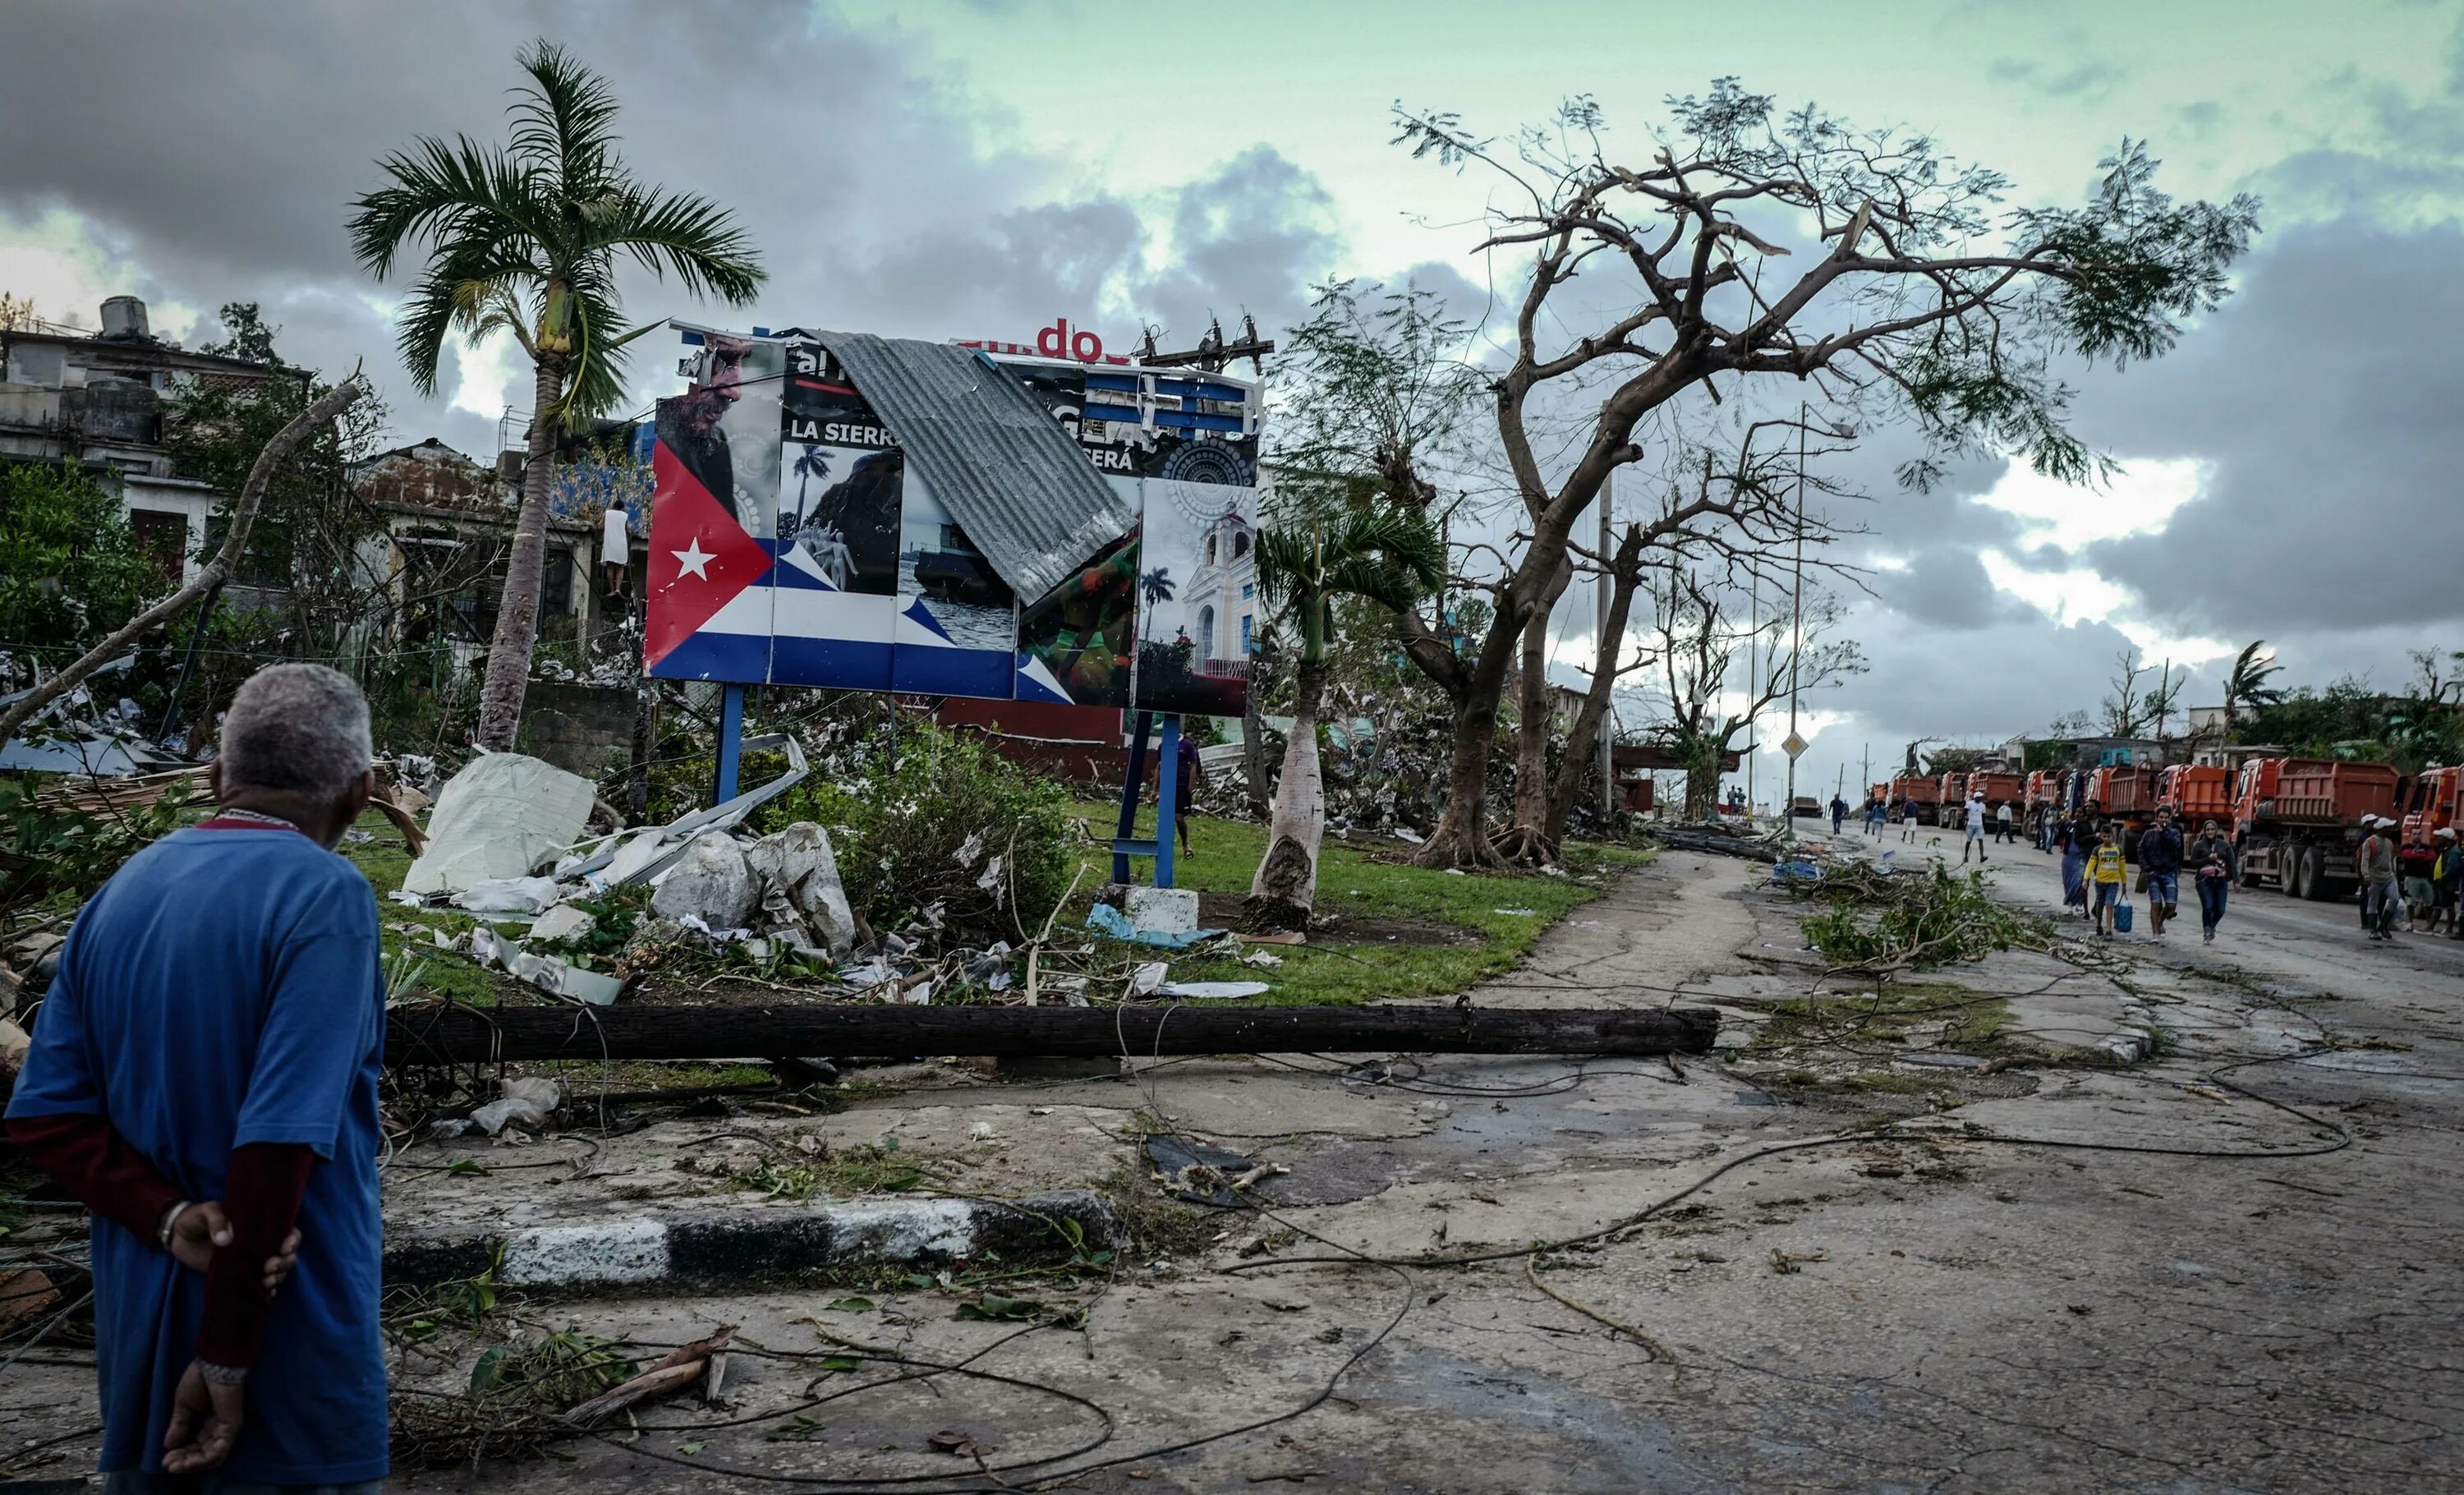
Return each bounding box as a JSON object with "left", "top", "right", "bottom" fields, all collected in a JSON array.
[{"left": 672, "top": 536, "right": 715, "bottom": 580}]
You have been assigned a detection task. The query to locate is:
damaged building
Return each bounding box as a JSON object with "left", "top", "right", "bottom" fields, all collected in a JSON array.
[{"left": 0, "top": 297, "right": 292, "bottom": 581}]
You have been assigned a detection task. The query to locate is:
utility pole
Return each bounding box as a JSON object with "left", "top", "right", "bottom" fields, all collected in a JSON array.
[
  {"left": 1597, "top": 470, "right": 1615, "bottom": 823},
  {"left": 1783, "top": 401, "right": 1807, "bottom": 842},
  {"left": 1745, "top": 571, "right": 1758, "bottom": 818}
]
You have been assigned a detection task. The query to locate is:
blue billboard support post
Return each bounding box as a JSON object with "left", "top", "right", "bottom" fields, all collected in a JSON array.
[
  {"left": 1153, "top": 713, "right": 1180, "bottom": 889},
  {"left": 714, "top": 683, "right": 747, "bottom": 804},
  {"left": 1108, "top": 711, "right": 1179, "bottom": 889}
]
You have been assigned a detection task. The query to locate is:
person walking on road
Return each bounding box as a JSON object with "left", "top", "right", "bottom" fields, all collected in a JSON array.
[
  {"left": 2190, "top": 818, "right": 2236, "bottom": 944},
  {"left": 1830, "top": 794, "right": 1848, "bottom": 835},
  {"left": 2058, "top": 813, "right": 2089, "bottom": 918},
  {"left": 2358, "top": 816, "right": 2402, "bottom": 941},
  {"left": 2088, "top": 824, "right": 2128, "bottom": 938},
  {"left": 5, "top": 664, "right": 389, "bottom": 1487},
  {"left": 2140, "top": 808, "right": 2185, "bottom": 938},
  {"left": 1995, "top": 800, "right": 2016, "bottom": 844},
  {"left": 1961, "top": 794, "right": 1989, "bottom": 864},
  {"left": 2431, "top": 827, "right": 2463, "bottom": 938}
]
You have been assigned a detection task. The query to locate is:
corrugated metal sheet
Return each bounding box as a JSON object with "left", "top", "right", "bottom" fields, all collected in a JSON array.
[{"left": 817, "top": 334, "right": 1135, "bottom": 603}]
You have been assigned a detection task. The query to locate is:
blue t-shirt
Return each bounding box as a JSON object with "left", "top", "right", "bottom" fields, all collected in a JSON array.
[{"left": 7, "top": 826, "right": 387, "bottom": 1484}]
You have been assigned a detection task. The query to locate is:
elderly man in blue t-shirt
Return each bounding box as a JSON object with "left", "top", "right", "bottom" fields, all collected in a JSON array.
[{"left": 9, "top": 663, "right": 387, "bottom": 1489}]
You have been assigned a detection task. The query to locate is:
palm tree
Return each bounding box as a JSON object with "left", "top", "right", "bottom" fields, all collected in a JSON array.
[
  {"left": 1245, "top": 502, "right": 1444, "bottom": 929},
  {"left": 1140, "top": 567, "right": 1176, "bottom": 607},
  {"left": 2221, "top": 640, "right": 2283, "bottom": 742},
  {"left": 789, "top": 444, "right": 833, "bottom": 531},
  {"left": 350, "top": 39, "right": 765, "bottom": 750}
]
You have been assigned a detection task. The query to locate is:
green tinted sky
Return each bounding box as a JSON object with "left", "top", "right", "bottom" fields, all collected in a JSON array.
[{"left": 844, "top": 0, "right": 2458, "bottom": 271}]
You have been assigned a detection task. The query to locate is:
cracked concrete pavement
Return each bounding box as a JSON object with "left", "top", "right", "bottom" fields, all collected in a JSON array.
[{"left": 6, "top": 844, "right": 2457, "bottom": 1492}]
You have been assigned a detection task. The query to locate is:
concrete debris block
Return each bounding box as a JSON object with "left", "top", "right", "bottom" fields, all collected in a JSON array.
[
  {"left": 453, "top": 876, "right": 562, "bottom": 915},
  {"left": 1124, "top": 886, "right": 1200, "bottom": 936},
  {"left": 471, "top": 1077, "right": 563, "bottom": 1136},
  {"left": 527, "top": 904, "right": 598, "bottom": 946},
  {"left": 745, "top": 821, "right": 857, "bottom": 956},
  {"left": 651, "top": 832, "right": 760, "bottom": 931},
  {"left": 403, "top": 752, "right": 595, "bottom": 895}
]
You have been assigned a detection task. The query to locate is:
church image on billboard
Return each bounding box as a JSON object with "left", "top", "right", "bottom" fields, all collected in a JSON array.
[{"left": 645, "top": 323, "right": 1261, "bottom": 718}]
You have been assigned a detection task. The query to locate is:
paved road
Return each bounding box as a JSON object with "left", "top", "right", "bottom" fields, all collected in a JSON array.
[{"left": 1852, "top": 820, "right": 2464, "bottom": 977}]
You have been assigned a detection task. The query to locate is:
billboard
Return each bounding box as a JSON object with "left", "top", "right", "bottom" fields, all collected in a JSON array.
[{"left": 645, "top": 327, "right": 1262, "bottom": 718}]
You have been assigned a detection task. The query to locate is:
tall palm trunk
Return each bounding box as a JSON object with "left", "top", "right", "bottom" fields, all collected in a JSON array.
[
  {"left": 1248, "top": 653, "right": 1328, "bottom": 930},
  {"left": 475, "top": 355, "right": 563, "bottom": 752}
]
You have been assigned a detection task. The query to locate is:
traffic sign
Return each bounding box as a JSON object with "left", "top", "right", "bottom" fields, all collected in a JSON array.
[{"left": 1781, "top": 732, "right": 1809, "bottom": 761}]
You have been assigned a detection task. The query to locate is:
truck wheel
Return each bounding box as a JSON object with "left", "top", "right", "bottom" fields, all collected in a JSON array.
[{"left": 2297, "top": 848, "right": 2324, "bottom": 901}]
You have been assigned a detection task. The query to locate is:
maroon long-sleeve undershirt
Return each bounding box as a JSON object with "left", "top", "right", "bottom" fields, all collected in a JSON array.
[{"left": 8, "top": 1114, "right": 313, "bottom": 1368}]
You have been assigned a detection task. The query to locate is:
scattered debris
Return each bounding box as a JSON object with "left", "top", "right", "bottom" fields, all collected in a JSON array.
[
  {"left": 1087, "top": 901, "right": 1227, "bottom": 949},
  {"left": 452, "top": 876, "right": 562, "bottom": 916},
  {"left": 650, "top": 832, "right": 760, "bottom": 931},
  {"left": 1146, "top": 1134, "right": 1284, "bottom": 1207},
  {"left": 1156, "top": 980, "right": 1273, "bottom": 999},
  {"left": 470, "top": 1077, "right": 563, "bottom": 1137},
  {"left": 744, "top": 822, "right": 858, "bottom": 957},
  {"left": 526, "top": 904, "right": 598, "bottom": 946},
  {"left": 1124, "top": 885, "right": 1200, "bottom": 936},
  {"left": 563, "top": 1325, "right": 738, "bottom": 1426},
  {"left": 402, "top": 752, "right": 595, "bottom": 895}
]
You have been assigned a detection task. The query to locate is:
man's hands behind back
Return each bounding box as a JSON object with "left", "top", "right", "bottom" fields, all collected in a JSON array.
[{"left": 168, "top": 1201, "right": 300, "bottom": 1293}]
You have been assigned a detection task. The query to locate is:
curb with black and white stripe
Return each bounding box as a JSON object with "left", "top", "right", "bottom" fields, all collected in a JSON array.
[{"left": 382, "top": 1189, "right": 1119, "bottom": 1289}]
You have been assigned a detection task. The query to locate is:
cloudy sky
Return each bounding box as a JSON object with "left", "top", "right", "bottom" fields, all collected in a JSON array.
[{"left": 4, "top": 0, "right": 2457, "bottom": 798}]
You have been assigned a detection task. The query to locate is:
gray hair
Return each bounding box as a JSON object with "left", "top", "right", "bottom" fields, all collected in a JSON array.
[{"left": 218, "top": 663, "right": 372, "bottom": 798}]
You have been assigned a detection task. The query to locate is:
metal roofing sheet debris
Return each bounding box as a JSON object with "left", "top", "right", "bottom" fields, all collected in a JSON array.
[{"left": 816, "top": 334, "right": 1137, "bottom": 603}]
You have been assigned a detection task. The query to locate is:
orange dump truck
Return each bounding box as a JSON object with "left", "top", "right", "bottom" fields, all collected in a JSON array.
[
  {"left": 2234, "top": 757, "right": 2401, "bottom": 899},
  {"left": 1966, "top": 772, "right": 2024, "bottom": 811},
  {"left": 2158, "top": 765, "right": 2236, "bottom": 828},
  {"left": 1890, "top": 775, "right": 1942, "bottom": 825},
  {"left": 2400, "top": 765, "right": 2461, "bottom": 851}
]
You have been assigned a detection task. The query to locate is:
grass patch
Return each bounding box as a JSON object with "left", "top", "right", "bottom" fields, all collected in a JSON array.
[
  {"left": 1073, "top": 802, "right": 1650, "bottom": 1005},
  {"left": 735, "top": 1141, "right": 928, "bottom": 1200}
]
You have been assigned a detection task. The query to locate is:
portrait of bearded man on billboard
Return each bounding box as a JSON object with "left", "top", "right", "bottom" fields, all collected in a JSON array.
[{"left": 655, "top": 332, "right": 784, "bottom": 535}]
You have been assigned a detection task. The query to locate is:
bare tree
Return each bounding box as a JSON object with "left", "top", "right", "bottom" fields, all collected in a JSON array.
[
  {"left": 1642, "top": 568, "right": 1864, "bottom": 819},
  {"left": 2410, "top": 647, "right": 2464, "bottom": 707},
  {"left": 2145, "top": 657, "right": 2185, "bottom": 740},
  {"left": 1384, "top": 85, "right": 2255, "bottom": 866},
  {"left": 2103, "top": 649, "right": 2163, "bottom": 738}
]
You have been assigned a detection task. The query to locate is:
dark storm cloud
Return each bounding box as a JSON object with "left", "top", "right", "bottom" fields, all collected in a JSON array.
[
  {"left": 0, "top": 0, "right": 1338, "bottom": 444},
  {"left": 1880, "top": 545, "right": 2026, "bottom": 630},
  {"left": 2080, "top": 218, "right": 2464, "bottom": 636}
]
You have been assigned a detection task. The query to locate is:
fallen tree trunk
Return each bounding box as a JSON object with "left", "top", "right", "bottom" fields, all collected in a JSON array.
[{"left": 386, "top": 1002, "right": 1720, "bottom": 1067}]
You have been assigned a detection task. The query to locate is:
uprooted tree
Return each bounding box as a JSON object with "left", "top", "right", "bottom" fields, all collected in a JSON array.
[
  {"left": 351, "top": 39, "right": 765, "bottom": 753},
  {"left": 1386, "top": 82, "right": 2257, "bottom": 867}
]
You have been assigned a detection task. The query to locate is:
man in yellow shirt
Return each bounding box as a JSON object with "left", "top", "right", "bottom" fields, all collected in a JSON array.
[{"left": 2086, "top": 824, "right": 2129, "bottom": 939}]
